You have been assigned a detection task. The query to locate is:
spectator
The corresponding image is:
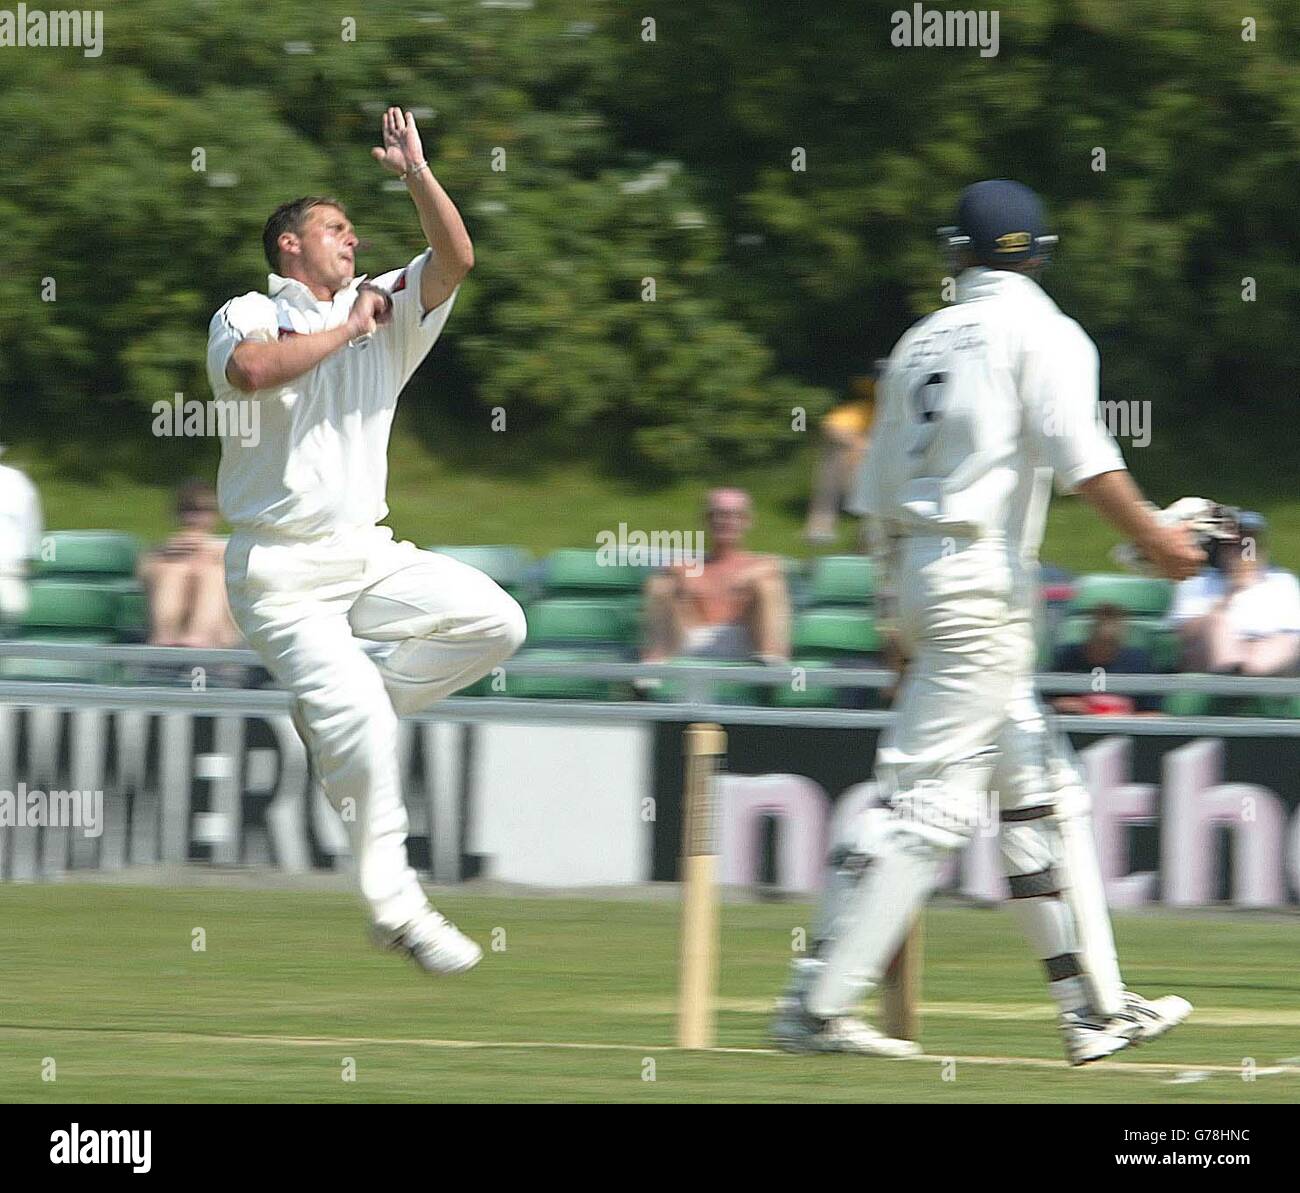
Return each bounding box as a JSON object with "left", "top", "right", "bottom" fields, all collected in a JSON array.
[
  {"left": 138, "top": 479, "right": 242, "bottom": 648},
  {"left": 803, "top": 371, "right": 878, "bottom": 547},
  {"left": 642, "top": 487, "right": 791, "bottom": 665},
  {"left": 1169, "top": 512, "right": 1300, "bottom": 677},
  {"left": 1051, "top": 602, "right": 1159, "bottom": 714},
  {"left": 0, "top": 447, "right": 43, "bottom": 629}
]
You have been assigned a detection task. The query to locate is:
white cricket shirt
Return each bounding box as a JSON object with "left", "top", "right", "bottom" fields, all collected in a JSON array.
[
  {"left": 851, "top": 268, "right": 1124, "bottom": 575},
  {"left": 0, "top": 458, "right": 43, "bottom": 620},
  {"left": 206, "top": 250, "right": 456, "bottom": 538},
  {"left": 1169, "top": 568, "right": 1300, "bottom": 638}
]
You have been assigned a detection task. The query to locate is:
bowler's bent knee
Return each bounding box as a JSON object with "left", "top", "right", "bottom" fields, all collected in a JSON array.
[{"left": 491, "top": 592, "right": 529, "bottom": 662}]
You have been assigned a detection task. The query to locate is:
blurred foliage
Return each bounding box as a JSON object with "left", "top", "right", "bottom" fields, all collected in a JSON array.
[{"left": 0, "top": 0, "right": 1297, "bottom": 484}]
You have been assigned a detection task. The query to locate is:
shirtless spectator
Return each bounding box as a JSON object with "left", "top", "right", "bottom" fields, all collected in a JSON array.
[
  {"left": 1170, "top": 512, "right": 1300, "bottom": 676},
  {"left": 139, "top": 480, "right": 242, "bottom": 648},
  {"left": 642, "top": 488, "right": 790, "bottom": 666}
]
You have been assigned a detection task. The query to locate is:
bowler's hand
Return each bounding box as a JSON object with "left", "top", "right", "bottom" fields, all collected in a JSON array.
[
  {"left": 345, "top": 288, "right": 391, "bottom": 341},
  {"left": 371, "top": 107, "right": 426, "bottom": 177}
]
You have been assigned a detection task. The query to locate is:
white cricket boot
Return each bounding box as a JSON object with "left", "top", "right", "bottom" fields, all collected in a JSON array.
[
  {"left": 1113, "top": 991, "right": 1193, "bottom": 1045},
  {"left": 772, "top": 1010, "right": 921, "bottom": 1057},
  {"left": 375, "top": 909, "right": 482, "bottom": 976},
  {"left": 771, "top": 986, "right": 921, "bottom": 1058},
  {"left": 1060, "top": 1008, "right": 1139, "bottom": 1066}
]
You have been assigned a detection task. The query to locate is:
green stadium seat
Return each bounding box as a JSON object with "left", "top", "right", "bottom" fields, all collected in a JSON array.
[
  {"left": 645, "top": 658, "right": 762, "bottom": 706},
  {"left": 1148, "top": 626, "right": 1181, "bottom": 672},
  {"left": 808, "top": 555, "right": 875, "bottom": 606},
  {"left": 1163, "top": 691, "right": 1212, "bottom": 717},
  {"left": 1264, "top": 697, "right": 1300, "bottom": 718},
  {"left": 543, "top": 548, "right": 650, "bottom": 595},
  {"left": 34, "top": 530, "right": 141, "bottom": 578},
  {"left": 1243, "top": 696, "right": 1300, "bottom": 719},
  {"left": 0, "top": 629, "right": 119, "bottom": 683},
  {"left": 113, "top": 584, "right": 149, "bottom": 642},
  {"left": 792, "top": 608, "right": 881, "bottom": 657},
  {"left": 22, "top": 580, "right": 121, "bottom": 632},
  {"left": 1162, "top": 691, "right": 1300, "bottom": 719},
  {"left": 769, "top": 657, "right": 841, "bottom": 708},
  {"left": 430, "top": 545, "right": 533, "bottom": 597},
  {"left": 524, "top": 596, "right": 639, "bottom": 647},
  {"left": 497, "top": 649, "right": 618, "bottom": 701},
  {"left": 1068, "top": 574, "right": 1173, "bottom": 618}
]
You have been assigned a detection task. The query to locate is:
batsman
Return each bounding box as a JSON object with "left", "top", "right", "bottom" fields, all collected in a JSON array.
[{"left": 773, "top": 180, "right": 1203, "bottom": 1065}]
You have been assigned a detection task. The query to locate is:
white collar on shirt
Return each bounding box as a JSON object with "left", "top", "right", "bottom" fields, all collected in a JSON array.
[
  {"left": 266, "top": 272, "right": 368, "bottom": 310},
  {"left": 955, "top": 266, "right": 1055, "bottom": 307}
]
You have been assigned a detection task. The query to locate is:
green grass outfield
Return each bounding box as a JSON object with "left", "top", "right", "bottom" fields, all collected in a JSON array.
[{"left": 0, "top": 886, "right": 1295, "bottom": 1103}]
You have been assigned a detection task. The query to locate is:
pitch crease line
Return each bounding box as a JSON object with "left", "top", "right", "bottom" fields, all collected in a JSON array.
[{"left": 0, "top": 1025, "right": 1293, "bottom": 1076}]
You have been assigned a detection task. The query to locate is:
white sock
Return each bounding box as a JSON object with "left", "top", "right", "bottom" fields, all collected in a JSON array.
[{"left": 1008, "top": 894, "right": 1095, "bottom": 1016}]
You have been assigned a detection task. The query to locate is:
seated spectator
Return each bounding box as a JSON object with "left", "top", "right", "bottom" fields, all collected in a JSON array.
[
  {"left": 0, "top": 447, "right": 43, "bottom": 630},
  {"left": 138, "top": 479, "right": 242, "bottom": 648},
  {"left": 642, "top": 487, "right": 790, "bottom": 665},
  {"left": 803, "top": 372, "right": 877, "bottom": 547},
  {"left": 1051, "top": 603, "right": 1159, "bottom": 715},
  {"left": 1169, "top": 512, "right": 1300, "bottom": 677}
]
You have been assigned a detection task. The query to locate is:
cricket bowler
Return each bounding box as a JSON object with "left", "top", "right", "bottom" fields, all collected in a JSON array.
[
  {"left": 206, "top": 108, "right": 525, "bottom": 976},
  {"left": 772, "top": 180, "right": 1204, "bottom": 1064}
]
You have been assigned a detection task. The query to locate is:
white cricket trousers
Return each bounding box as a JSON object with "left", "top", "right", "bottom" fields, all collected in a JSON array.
[
  {"left": 226, "top": 525, "right": 527, "bottom": 931},
  {"left": 885, "top": 533, "right": 1088, "bottom": 814},
  {"left": 879, "top": 534, "right": 1022, "bottom": 819}
]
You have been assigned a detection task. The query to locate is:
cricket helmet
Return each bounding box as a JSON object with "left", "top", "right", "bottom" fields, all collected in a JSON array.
[{"left": 938, "top": 179, "right": 1058, "bottom": 269}]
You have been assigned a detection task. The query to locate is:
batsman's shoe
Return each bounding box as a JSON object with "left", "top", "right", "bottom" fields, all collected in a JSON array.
[
  {"left": 1060, "top": 1009, "right": 1138, "bottom": 1066},
  {"left": 374, "top": 910, "right": 482, "bottom": 976},
  {"left": 1114, "top": 991, "right": 1193, "bottom": 1045},
  {"left": 771, "top": 1002, "right": 921, "bottom": 1058}
]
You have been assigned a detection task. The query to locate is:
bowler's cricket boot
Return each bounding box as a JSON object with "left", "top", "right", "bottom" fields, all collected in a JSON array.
[
  {"left": 373, "top": 908, "right": 482, "bottom": 976},
  {"left": 771, "top": 960, "right": 920, "bottom": 1058},
  {"left": 1059, "top": 1007, "right": 1139, "bottom": 1066},
  {"left": 1113, "top": 991, "right": 1193, "bottom": 1046}
]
